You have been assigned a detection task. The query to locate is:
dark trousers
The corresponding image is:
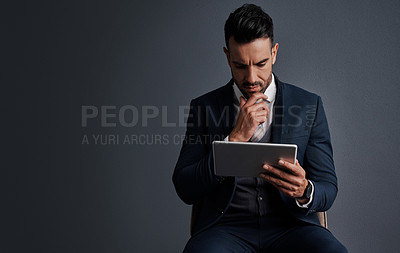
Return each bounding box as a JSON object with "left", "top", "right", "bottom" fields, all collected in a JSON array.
[{"left": 183, "top": 215, "right": 347, "bottom": 253}]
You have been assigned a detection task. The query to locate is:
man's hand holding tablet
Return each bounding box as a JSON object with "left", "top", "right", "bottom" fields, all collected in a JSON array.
[{"left": 260, "top": 159, "right": 310, "bottom": 204}]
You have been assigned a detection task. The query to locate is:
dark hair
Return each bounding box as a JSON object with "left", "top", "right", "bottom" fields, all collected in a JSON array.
[{"left": 224, "top": 4, "right": 274, "bottom": 48}]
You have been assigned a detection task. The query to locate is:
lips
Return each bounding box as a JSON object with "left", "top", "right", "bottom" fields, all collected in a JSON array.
[{"left": 245, "top": 85, "right": 259, "bottom": 92}]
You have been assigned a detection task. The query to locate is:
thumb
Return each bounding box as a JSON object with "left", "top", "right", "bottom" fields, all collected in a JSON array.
[{"left": 239, "top": 96, "right": 246, "bottom": 108}]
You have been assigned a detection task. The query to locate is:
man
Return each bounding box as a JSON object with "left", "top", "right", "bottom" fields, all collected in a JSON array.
[{"left": 173, "top": 4, "right": 347, "bottom": 252}]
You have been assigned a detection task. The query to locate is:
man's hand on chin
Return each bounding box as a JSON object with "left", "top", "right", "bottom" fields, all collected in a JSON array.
[{"left": 229, "top": 92, "right": 269, "bottom": 142}]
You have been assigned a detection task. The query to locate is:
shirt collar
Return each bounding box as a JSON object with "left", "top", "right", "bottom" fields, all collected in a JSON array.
[{"left": 233, "top": 74, "right": 277, "bottom": 104}]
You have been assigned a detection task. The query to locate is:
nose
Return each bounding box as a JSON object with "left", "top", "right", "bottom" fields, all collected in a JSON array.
[{"left": 245, "top": 66, "right": 257, "bottom": 84}]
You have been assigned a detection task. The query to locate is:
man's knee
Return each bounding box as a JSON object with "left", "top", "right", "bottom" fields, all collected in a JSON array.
[
  {"left": 183, "top": 227, "right": 255, "bottom": 253},
  {"left": 277, "top": 225, "right": 347, "bottom": 253}
]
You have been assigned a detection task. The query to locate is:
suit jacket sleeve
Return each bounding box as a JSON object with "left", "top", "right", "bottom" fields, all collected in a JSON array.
[
  {"left": 172, "top": 99, "right": 223, "bottom": 205},
  {"left": 301, "top": 96, "right": 338, "bottom": 214}
]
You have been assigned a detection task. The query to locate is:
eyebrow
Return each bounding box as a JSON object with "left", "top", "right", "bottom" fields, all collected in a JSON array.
[{"left": 232, "top": 58, "right": 269, "bottom": 66}]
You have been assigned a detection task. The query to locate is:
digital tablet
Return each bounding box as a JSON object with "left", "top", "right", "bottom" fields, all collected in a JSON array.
[{"left": 212, "top": 141, "right": 297, "bottom": 177}]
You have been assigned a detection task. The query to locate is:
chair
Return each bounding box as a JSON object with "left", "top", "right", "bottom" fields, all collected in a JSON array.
[{"left": 317, "top": 211, "right": 328, "bottom": 228}]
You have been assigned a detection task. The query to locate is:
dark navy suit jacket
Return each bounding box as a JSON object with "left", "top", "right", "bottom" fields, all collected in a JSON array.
[{"left": 173, "top": 76, "right": 337, "bottom": 236}]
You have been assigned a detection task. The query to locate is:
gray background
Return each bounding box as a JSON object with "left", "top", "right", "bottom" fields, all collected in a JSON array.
[{"left": 3, "top": 0, "right": 400, "bottom": 252}]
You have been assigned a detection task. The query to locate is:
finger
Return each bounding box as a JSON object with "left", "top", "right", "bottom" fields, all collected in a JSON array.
[
  {"left": 262, "top": 164, "right": 302, "bottom": 186},
  {"left": 277, "top": 160, "right": 303, "bottom": 176},
  {"left": 260, "top": 173, "right": 303, "bottom": 198},
  {"left": 239, "top": 96, "right": 246, "bottom": 108},
  {"left": 246, "top": 93, "right": 268, "bottom": 105},
  {"left": 254, "top": 113, "right": 268, "bottom": 124},
  {"left": 242, "top": 103, "right": 268, "bottom": 119},
  {"left": 244, "top": 100, "right": 268, "bottom": 112},
  {"left": 253, "top": 101, "right": 269, "bottom": 111},
  {"left": 259, "top": 173, "right": 299, "bottom": 196},
  {"left": 254, "top": 108, "right": 269, "bottom": 118},
  {"left": 250, "top": 111, "right": 268, "bottom": 125}
]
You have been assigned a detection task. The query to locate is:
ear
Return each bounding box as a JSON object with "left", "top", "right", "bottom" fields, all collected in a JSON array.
[
  {"left": 271, "top": 43, "right": 279, "bottom": 65},
  {"left": 223, "top": 47, "right": 231, "bottom": 68}
]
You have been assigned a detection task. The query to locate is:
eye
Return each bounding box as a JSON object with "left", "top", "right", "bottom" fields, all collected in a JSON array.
[
  {"left": 257, "top": 63, "right": 266, "bottom": 68},
  {"left": 235, "top": 64, "right": 247, "bottom": 69}
]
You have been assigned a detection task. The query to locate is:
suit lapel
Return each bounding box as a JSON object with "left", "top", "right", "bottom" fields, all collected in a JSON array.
[
  {"left": 216, "top": 80, "right": 236, "bottom": 137},
  {"left": 271, "top": 75, "right": 284, "bottom": 144}
]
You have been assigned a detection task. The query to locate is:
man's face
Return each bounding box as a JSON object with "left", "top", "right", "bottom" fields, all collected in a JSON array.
[{"left": 224, "top": 37, "right": 279, "bottom": 99}]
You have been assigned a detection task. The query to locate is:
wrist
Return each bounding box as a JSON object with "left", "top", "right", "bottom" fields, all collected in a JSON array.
[
  {"left": 296, "top": 197, "right": 309, "bottom": 204},
  {"left": 297, "top": 179, "right": 312, "bottom": 200},
  {"left": 295, "top": 180, "right": 314, "bottom": 209}
]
